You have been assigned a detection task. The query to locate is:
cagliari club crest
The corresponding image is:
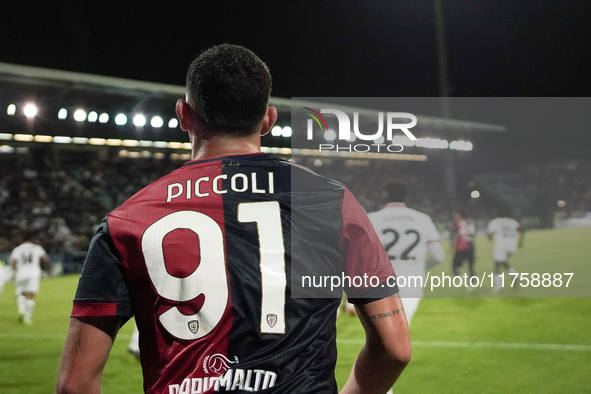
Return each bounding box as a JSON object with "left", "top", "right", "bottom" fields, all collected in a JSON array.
[
  {"left": 266, "top": 314, "right": 277, "bottom": 328},
  {"left": 188, "top": 320, "right": 200, "bottom": 334}
]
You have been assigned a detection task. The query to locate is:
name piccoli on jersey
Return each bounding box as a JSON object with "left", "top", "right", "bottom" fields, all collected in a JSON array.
[{"left": 166, "top": 172, "right": 275, "bottom": 202}]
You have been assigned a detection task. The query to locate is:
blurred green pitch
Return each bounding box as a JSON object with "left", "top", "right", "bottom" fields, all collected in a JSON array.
[{"left": 1, "top": 228, "right": 590, "bottom": 393}]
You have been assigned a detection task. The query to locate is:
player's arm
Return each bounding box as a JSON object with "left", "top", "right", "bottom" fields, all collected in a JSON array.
[
  {"left": 426, "top": 240, "right": 446, "bottom": 269},
  {"left": 10, "top": 257, "right": 17, "bottom": 281},
  {"left": 517, "top": 225, "right": 525, "bottom": 247},
  {"left": 486, "top": 226, "right": 494, "bottom": 241},
  {"left": 41, "top": 253, "right": 51, "bottom": 274},
  {"left": 340, "top": 294, "right": 411, "bottom": 394},
  {"left": 56, "top": 316, "right": 121, "bottom": 394}
]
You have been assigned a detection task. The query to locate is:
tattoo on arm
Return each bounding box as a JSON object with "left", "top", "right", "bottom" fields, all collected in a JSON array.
[
  {"left": 368, "top": 308, "right": 400, "bottom": 321},
  {"left": 74, "top": 331, "right": 82, "bottom": 355}
]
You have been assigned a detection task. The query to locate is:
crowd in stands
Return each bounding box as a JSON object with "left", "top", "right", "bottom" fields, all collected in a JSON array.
[
  {"left": 0, "top": 147, "right": 178, "bottom": 271},
  {"left": 2, "top": 146, "right": 588, "bottom": 272},
  {"left": 476, "top": 159, "right": 591, "bottom": 227}
]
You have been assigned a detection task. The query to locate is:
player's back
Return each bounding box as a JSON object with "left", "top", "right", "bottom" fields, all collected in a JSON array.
[
  {"left": 368, "top": 204, "right": 439, "bottom": 298},
  {"left": 488, "top": 217, "right": 520, "bottom": 249},
  {"left": 94, "top": 153, "right": 383, "bottom": 393},
  {"left": 368, "top": 204, "right": 439, "bottom": 265},
  {"left": 453, "top": 217, "right": 475, "bottom": 251},
  {"left": 10, "top": 242, "right": 45, "bottom": 275}
]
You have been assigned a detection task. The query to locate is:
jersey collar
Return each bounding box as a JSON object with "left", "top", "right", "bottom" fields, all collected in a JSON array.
[
  {"left": 183, "top": 152, "right": 268, "bottom": 166},
  {"left": 384, "top": 202, "right": 406, "bottom": 208}
]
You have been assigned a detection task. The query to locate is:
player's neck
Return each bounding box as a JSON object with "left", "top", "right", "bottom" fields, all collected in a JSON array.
[{"left": 190, "top": 134, "right": 262, "bottom": 161}]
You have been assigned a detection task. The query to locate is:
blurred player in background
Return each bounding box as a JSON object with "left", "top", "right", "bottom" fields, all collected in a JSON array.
[
  {"left": 10, "top": 234, "right": 50, "bottom": 324},
  {"left": 487, "top": 210, "right": 525, "bottom": 291},
  {"left": 58, "top": 44, "right": 410, "bottom": 394},
  {"left": 0, "top": 258, "right": 12, "bottom": 295},
  {"left": 368, "top": 180, "right": 445, "bottom": 325},
  {"left": 451, "top": 210, "right": 476, "bottom": 279},
  {"left": 127, "top": 323, "right": 140, "bottom": 360}
]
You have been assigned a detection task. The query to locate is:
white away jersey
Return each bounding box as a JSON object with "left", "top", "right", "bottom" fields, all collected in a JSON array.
[
  {"left": 368, "top": 203, "right": 440, "bottom": 297},
  {"left": 10, "top": 242, "right": 47, "bottom": 278},
  {"left": 487, "top": 217, "right": 520, "bottom": 252}
]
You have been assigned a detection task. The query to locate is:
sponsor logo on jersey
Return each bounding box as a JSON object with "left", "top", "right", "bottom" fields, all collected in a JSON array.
[{"left": 168, "top": 353, "right": 277, "bottom": 393}]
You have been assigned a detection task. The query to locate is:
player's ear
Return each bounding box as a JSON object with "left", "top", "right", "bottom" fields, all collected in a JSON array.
[
  {"left": 259, "top": 106, "right": 277, "bottom": 137},
  {"left": 176, "top": 100, "right": 194, "bottom": 132}
]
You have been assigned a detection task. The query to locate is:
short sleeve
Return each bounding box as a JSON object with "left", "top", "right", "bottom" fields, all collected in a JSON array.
[
  {"left": 487, "top": 220, "right": 496, "bottom": 234},
  {"left": 71, "top": 216, "right": 132, "bottom": 319},
  {"left": 340, "top": 189, "right": 398, "bottom": 304}
]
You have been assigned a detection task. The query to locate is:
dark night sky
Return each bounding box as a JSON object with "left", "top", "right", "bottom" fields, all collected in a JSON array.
[{"left": 1, "top": 1, "right": 590, "bottom": 169}]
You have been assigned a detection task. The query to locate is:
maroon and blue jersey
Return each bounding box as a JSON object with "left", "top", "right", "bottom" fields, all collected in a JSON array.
[{"left": 72, "top": 153, "right": 396, "bottom": 394}]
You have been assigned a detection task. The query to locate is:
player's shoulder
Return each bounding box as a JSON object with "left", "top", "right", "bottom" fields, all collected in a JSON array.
[
  {"left": 287, "top": 159, "right": 346, "bottom": 191},
  {"left": 405, "top": 206, "right": 435, "bottom": 223},
  {"left": 488, "top": 217, "right": 500, "bottom": 225}
]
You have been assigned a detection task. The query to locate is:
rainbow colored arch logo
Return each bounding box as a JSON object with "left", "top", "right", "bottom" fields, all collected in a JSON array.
[{"left": 302, "top": 107, "right": 329, "bottom": 132}]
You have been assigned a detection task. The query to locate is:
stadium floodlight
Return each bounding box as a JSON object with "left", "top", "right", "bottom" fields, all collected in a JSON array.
[
  {"left": 14, "top": 134, "right": 34, "bottom": 142},
  {"left": 557, "top": 200, "right": 566, "bottom": 208},
  {"left": 151, "top": 116, "right": 164, "bottom": 128},
  {"left": 168, "top": 118, "right": 178, "bottom": 128},
  {"left": 53, "top": 136, "right": 73, "bottom": 144},
  {"left": 7, "top": 104, "right": 16, "bottom": 116},
  {"left": 23, "top": 104, "right": 37, "bottom": 118},
  {"left": 89, "top": 138, "right": 106, "bottom": 145},
  {"left": 34, "top": 135, "right": 53, "bottom": 143},
  {"left": 115, "top": 114, "right": 128, "bottom": 126},
  {"left": 74, "top": 109, "right": 87, "bottom": 122},
  {"left": 0, "top": 146, "right": 15, "bottom": 154},
  {"left": 72, "top": 137, "right": 89, "bottom": 144},
  {"left": 122, "top": 139, "right": 140, "bottom": 147},
  {"left": 314, "top": 159, "right": 323, "bottom": 167},
  {"left": 392, "top": 135, "right": 416, "bottom": 147},
  {"left": 471, "top": 190, "right": 480, "bottom": 199},
  {"left": 168, "top": 142, "right": 184, "bottom": 149},
  {"left": 133, "top": 114, "right": 146, "bottom": 127},
  {"left": 153, "top": 141, "right": 169, "bottom": 148},
  {"left": 271, "top": 126, "right": 282, "bottom": 136},
  {"left": 281, "top": 126, "right": 292, "bottom": 137},
  {"left": 450, "top": 140, "right": 473, "bottom": 151},
  {"left": 374, "top": 135, "right": 385, "bottom": 145},
  {"left": 58, "top": 108, "right": 68, "bottom": 120},
  {"left": 0, "top": 133, "right": 13, "bottom": 140},
  {"left": 88, "top": 111, "right": 98, "bottom": 122},
  {"left": 416, "top": 138, "right": 449, "bottom": 149},
  {"left": 99, "top": 113, "right": 109, "bottom": 123},
  {"left": 324, "top": 129, "right": 336, "bottom": 141}
]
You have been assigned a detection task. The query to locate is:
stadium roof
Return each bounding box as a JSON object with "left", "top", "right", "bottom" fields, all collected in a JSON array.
[{"left": 0, "top": 62, "right": 505, "bottom": 156}]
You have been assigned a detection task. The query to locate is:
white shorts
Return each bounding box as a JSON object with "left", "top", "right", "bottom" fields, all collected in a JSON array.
[
  {"left": 493, "top": 247, "right": 515, "bottom": 263},
  {"left": 15, "top": 275, "right": 40, "bottom": 295}
]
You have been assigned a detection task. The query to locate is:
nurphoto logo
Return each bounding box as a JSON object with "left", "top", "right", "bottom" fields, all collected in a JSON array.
[{"left": 303, "top": 107, "right": 417, "bottom": 153}]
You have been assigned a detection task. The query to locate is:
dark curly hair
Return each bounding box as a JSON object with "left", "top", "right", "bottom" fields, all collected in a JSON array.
[
  {"left": 384, "top": 180, "right": 409, "bottom": 202},
  {"left": 186, "top": 44, "right": 272, "bottom": 134}
]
